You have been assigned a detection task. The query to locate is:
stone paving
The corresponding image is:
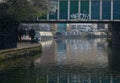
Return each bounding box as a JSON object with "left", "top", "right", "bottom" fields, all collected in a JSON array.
[
  {"left": 17, "top": 36, "right": 41, "bottom": 49},
  {"left": 17, "top": 40, "right": 40, "bottom": 49},
  {"left": 17, "top": 42, "right": 40, "bottom": 49}
]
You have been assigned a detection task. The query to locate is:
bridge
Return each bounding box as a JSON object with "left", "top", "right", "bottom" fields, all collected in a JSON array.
[
  {"left": 24, "top": 0, "right": 120, "bottom": 47},
  {"left": 34, "top": 0, "right": 120, "bottom": 22}
]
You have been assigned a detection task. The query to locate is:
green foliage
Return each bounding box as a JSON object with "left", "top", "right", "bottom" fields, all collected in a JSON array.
[
  {"left": 31, "top": 0, "right": 48, "bottom": 11},
  {"left": 0, "top": 0, "right": 48, "bottom": 21}
]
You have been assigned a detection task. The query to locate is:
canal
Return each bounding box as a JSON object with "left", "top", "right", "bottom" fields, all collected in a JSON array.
[{"left": 0, "top": 38, "right": 120, "bottom": 83}]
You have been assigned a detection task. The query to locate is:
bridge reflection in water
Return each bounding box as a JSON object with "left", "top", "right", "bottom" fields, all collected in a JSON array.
[
  {"left": 1, "top": 38, "right": 120, "bottom": 83},
  {"left": 32, "top": 39, "right": 120, "bottom": 83},
  {"left": 47, "top": 73, "right": 113, "bottom": 83}
]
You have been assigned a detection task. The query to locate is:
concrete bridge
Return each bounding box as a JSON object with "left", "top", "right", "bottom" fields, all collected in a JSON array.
[
  {"left": 27, "top": 0, "right": 120, "bottom": 47},
  {"left": 37, "top": 0, "right": 120, "bottom": 22},
  {"left": 20, "top": 0, "right": 119, "bottom": 23}
]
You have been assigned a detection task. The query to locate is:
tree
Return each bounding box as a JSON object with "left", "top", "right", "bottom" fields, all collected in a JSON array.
[
  {"left": 0, "top": 0, "right": 49, "bottom": 21},
  {"left": 0, "top": 0, "right": 49, "bottom": 49}
]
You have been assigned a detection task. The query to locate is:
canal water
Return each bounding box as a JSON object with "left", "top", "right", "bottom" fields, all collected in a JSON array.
[{"left": 0, "top": 38, "right": 120, "bottom": 83}]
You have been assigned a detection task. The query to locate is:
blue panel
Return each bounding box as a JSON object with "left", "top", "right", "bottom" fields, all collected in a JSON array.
[
  {"left": 60, "top": 1, "right": 68, "bottom": 19},
  {"left": 81, "top": 0, "right": 89, "bottom": 14},
  {"left": 49, "top": 10, "right": 57, "bottom": 20},
  {"left": 49, "top": 0, "right": 58, "bottom": 20},
  {"left": 102, "top": 0, "right": 111, "bottom": 20},
  {"left": 70, "top": 1, "right": 78, "bottom": 19},
  {"left": 113, "top": 0, "right": 120, "bottom": 19},
  {"left": 81, "top": 0, "right": 89, "bottom": 20},
  {"left": 91, "top": 0, "right": 100, "bottom": 20}
]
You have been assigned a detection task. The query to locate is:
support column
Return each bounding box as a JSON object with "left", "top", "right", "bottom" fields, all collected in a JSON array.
[
  {"left": 47, "top": 11, "right": 49, "bottom": 21},
  {"left": 111, "top": 0, "right": 113, "bottom": 20},
  {"left": 111, "top": 22, "right": 120, "bottom": 47},
  {"left": 89, "top": 0, "right": 91, "bottom": 21},
  {"left": 68, "top": 0, "right": 70, "bottom": 20},
  {"left": 100, "top": 0, "right": 102, "bottom": 20},
  {"left": 57, "top": 0, "right": 60, "bottom": 20},
  {"left": 108, "top": 23, "right": 120, "bottom": 73},
  {"left": 78, "top": 0, "right": 81, "bottom": 20}
]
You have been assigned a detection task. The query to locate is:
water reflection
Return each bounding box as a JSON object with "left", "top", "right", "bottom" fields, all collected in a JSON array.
[
  {"left": 1, "top": 38, "right": 120, "bottom": 83},
  {"left": 108, "top": 47, "right": 120, "bottom": 72},
  {"left": 55, "top": 39, "right": 108, "bottom": 68},
  {"left": 38, "top": 39, "right": 108, "bottom": 69}
]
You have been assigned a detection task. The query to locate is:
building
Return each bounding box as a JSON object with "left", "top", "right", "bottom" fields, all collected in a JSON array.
[{"left": 70, "top": 23, "right": 94, "bottom": 32}]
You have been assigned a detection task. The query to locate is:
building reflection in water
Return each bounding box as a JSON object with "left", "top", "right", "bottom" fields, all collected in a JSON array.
[
  {"left": 34, "top": 38, "right": 108, "bottom": 68},
  {"left": 55, "top": 39, "right": 108, "bottom": 68},
  {"left": 33, "top": 39, "right": 120, "bottom": 83},
  {"left": 47, "top": 72, "right": 113, "bottom": 83}
]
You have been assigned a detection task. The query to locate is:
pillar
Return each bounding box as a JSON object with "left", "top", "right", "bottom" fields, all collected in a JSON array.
[
  {"left": 89, "top": 0, "right": 91, "bottom": 20},
  {"left": 100, "top": 0, "right": 102, "bottom": 20},
  {"left": 108, "top": 22, "right": 120, "bottom": 72},
  {"left": 47, "top": 11, "right": 49, "bottom": 21},
  {"left": 111, "top": 22, "right": 120, "bottom": 47},
  {"left": 57, "top": 0, "right": 60, "bottom": 20},
  {"left": 111, "top": 0, "right": 113, "bottom": 20},
  {"left": 68, "top": 0, "right": 70, "bottom": 20},
  {"left": 78, "top": 0, "right": 81, "bottom": 20}
]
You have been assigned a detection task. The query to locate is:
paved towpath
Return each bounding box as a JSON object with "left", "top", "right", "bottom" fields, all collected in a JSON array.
[
  {"left": 17, "top": 36, "right": 41, "bottom": 49},
  {"left": 17, "top": 41, "right": 41, "bottom": 49}
]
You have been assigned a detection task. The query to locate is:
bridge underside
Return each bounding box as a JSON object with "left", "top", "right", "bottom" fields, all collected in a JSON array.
[
  {"left": 22, "top": 20, "right": 120, "bottom": 24},
  {"left": 22, "top": 21, "right": 120, "bottom": 48}
]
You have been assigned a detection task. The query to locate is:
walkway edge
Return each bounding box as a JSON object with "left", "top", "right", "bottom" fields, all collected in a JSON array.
[{"left": 0, "top": 44, "right": 42, "bottom": 61}]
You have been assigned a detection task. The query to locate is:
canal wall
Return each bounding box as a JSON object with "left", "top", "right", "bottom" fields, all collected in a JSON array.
[
  {"left": 0, "top": 22, "right": 18, "bottom": 50},
  {"left": 0, "top": 44, "right": 42, "bottom": 61}
]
